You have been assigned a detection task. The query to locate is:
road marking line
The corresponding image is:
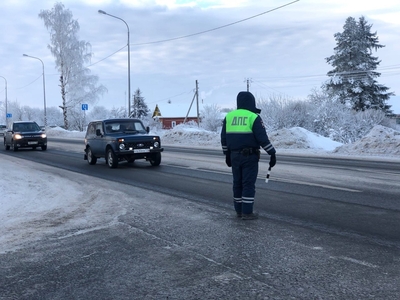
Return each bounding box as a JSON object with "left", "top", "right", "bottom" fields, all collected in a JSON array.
[
  {"left": 164, "top": 164, "right": 361, "bottom": 192},
  {"left": 332, "top": 256, "right": 379, "bottom": 268},
  {"left": 268, "top": 177, "right": 361, "bottom": 192}
]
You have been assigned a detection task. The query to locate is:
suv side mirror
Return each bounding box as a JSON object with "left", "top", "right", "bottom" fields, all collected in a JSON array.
[
  {"left": 96, "top": 129, "right": 102, "bottom": 136},
  {"left": 146, "top": 126, "right": 150, "bottom": 134}
]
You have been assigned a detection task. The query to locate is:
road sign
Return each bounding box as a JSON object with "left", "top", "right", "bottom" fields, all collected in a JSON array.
[
  {"left": 6, "top": 113, "right": 12, "bottom": 118},
  {"left": 82, "top": 104, "right": 88, "bottom": 111}
]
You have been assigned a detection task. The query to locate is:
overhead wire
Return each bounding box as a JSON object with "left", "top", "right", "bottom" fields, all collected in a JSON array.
[
  {"left": 17, "top": 1, "right": 300, "bottom": 97},
  {"left": 130, "top": 0, "right": 300, "bottom": 46},
  {"left": 15, "top": 75, "right": 43, "bottom": 90},
  {"left": 86, "top": 0, "right": 301, "bottom": 104},
  {"left": 87, "top": 0, "right": 299, "bottom": 66}
]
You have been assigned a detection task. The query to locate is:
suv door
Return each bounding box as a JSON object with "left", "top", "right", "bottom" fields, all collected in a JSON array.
[{"left": 87, "top": 122, "right": 103, "bottom": 157}]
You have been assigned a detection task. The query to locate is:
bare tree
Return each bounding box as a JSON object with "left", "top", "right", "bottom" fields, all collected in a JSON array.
[{"left": 39, "top": 2, "right": 106, "bottom": 129}]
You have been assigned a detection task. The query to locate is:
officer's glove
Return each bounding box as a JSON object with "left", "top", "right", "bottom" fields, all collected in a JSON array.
[
  {"left": 225, "top": 152, "right": 232, "bottom": 167},
  {"left": 269, "top": 153, "right": 276, "bottom": 168}
]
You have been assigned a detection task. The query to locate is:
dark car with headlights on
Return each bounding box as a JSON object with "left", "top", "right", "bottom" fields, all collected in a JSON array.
[
  {"left": 84, "top": 118, "right": 164, "bottom": 168},
  {"left": 4, "top": 121, "right": 47, "bottom": 151}
]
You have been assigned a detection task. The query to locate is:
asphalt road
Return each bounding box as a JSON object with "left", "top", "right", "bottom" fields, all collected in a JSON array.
[{"left": 1, "top": 139, "right": 399, "bottom": 299}]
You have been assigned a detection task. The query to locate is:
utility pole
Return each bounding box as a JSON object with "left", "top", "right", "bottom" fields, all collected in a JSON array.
[
  {"left": 196, "top": 80, "right": 199, "bottom": 127},
  {"left": 184, "top": 80, "right": 200, "bottom": 127},
  {"left": 245, "top": 78, "right": 252, "bottom": 91}
]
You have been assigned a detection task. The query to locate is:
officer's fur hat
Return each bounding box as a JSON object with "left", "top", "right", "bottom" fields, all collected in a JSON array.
[{"left": 236, "top": 91, "right": 261, "bottom": 114}]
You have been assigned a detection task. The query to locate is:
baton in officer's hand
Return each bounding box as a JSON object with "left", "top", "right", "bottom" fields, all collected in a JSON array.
[{"left": 265, "top": 166, "right": 271, "bottom": 183}]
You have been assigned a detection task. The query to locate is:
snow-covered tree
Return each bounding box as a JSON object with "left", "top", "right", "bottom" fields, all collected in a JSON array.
[
  {"left": 200, "top": 103, "right": 222, "bottom": 132},
  {"left": 141, "top": 114, "right": 163, "bottom": 132},
  {"left": 324, "top": 16, "right": 393, "bottom": 113},
  {"left": 6, "top": 101, "right": 24, "bottom": 122},
  {"left": 109, "top": 106, "right": 127, "bottom": 119},
  {"left": 46, "top": 107, "right": 63, "bottom": 127},
  {"left": 86, "top": 106, "right": 111, "bottom": 121},
  {"left": 39, "top": 2, "right": 107, "bottom": 130},
  {"left": 23, "top": 106, "right": 42, "bottom": 123},
  {"left": 131, "top": 88, "right": 149, "bottom": 118},
  {"left": 0, "top": 101, "right": 5, "bottom": 125},
  {"left": 307, "top": 88, "right": 391, "bottom": 143},
  {"left": 257, "top": 95, "right": 312, "bottom": 131}
]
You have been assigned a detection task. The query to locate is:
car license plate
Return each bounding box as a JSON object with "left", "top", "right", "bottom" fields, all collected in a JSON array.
[
  {"left": 134, "top": 148, "right": 149, "bottom": 153},
  {"left": 28, "top": 141, "right": 38, "bottom": 145}
]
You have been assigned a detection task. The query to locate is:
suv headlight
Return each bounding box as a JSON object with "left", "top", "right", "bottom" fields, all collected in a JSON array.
[
  {"left": 41, "top": 133, "right": 47, "bottom": 138},
  {"left": 119, "top": 143, "right": 126, "bottom": 150},
  {"left": 14, "top": 134, "right": 22, "bottom": 140},
  {"left": 153, "top": 141, "right": 160, "bottom": 148}
]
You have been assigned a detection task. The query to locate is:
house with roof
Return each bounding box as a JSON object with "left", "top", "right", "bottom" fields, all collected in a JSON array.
[{"left": 151, "top": 104, "right": 200, "bottom": 129}]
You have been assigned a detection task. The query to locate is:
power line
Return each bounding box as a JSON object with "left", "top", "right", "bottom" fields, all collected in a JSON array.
[
  {"left": 16, "top": 75, "right": 43, "bottom": 90},
  {"left": 86, "top": 1, "right": 299, "bottom": 68},
  {"left": 87, "top": 45, "right": 127, "bottom": 67},
  {"left": 130, "top": 0, "right": 300, "bottom": 46},
  {"left": 146, "top": 89, "right": 194, "bottom": 105}
]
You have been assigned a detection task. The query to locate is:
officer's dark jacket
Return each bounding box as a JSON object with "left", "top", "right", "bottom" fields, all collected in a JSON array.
[{"left": 221, "top": 92, "right": 275, "bottom": 155}]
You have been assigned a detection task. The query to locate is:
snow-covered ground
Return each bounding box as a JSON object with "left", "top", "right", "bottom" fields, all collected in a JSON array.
[
  {"left": 160, "top": 124, "right": 400, "bottom": 158},
  {"left": 1, "top": 124, "right": 399, "bottom": 252}
]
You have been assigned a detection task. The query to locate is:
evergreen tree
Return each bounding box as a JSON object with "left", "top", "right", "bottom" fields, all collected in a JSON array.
[
  {"left": 324, "top": 16, "right": 394, "bottom": 113},
  {"left": 39, "top": 3, "right": 106, "bottom": 129},
  {"left": 131, "top": 88, "right": 150, "bottom": 118}
]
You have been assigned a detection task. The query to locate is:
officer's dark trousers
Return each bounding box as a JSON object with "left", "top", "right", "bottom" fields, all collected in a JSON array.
[{"left": 230, "top": 151, "right": 259, "bottom": 214}]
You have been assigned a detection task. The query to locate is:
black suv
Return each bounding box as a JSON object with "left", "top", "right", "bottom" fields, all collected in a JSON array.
[
  {"left": 84, "top": 118, "right": 164, "bottom": 168},
  {"left": 4, "top": 121, "right": 47, "bottom": 151}
]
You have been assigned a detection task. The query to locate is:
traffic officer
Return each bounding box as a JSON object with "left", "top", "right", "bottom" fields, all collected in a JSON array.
[{"left": 221, "top": 91, "right": 276, "bottom": 220}]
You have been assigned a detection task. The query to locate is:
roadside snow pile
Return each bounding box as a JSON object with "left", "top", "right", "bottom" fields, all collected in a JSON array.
[
  {"left": 333, "top": 125, "right": 400, "bottom": 156},
  {"left": 161, "top": 125, "right": 343, "bottom": 152},
  {"left": 269, "top": 127, "right": 342, "bottom": 152},
  {"left": 46, "top": 126, "right": 84, "bottom": 139},
  {"left": 161, "top": 125, "right": 220, "bottom": 147}
]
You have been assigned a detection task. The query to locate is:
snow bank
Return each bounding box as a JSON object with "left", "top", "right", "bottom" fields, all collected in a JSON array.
[
  {"left": 161, "top": 125, "right": 221, "bottom": 147},
  {"left": 269, "top": 127, "right": 342, "bottom": 151},
  {"left": 46, "top": 126, "right": 84, "bottom": 139},
  {"left": 334, "top": 125, "right": 400, "bottom": 156}
]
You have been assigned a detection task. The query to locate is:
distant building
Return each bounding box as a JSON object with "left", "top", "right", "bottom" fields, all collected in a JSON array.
[
  {"left": 151, "top": 104, "right": 199, "bottom": 129},
  {"left": 158, "top": 117, "right": 199, "bottom": 129}
]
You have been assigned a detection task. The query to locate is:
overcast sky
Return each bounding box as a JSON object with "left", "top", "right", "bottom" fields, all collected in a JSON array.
[{"left": 1, "top": 0, "right": 399, "bottom": 119}]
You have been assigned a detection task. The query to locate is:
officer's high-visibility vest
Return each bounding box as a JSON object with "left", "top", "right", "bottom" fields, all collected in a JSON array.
[{"left": 226, "top": 109, "right": 258, "bottom": 133}]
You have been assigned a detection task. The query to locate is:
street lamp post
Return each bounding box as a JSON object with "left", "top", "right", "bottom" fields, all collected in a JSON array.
[
  {"left": 0, "top": 75, "right": 7, "bottom": 126},
  {"left": 98, "top": 9, "right": 131, "bottom": 117},
  {"left": 23, "top": 54, "right": 47, "bottom": 127}
]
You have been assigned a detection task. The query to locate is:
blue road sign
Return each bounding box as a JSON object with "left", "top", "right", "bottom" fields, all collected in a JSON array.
[
  {"left": 6, "top": 113, "right": 12, "bottom": 118},
  {"left": 82, "top": 104, "right": 88, "bottom": 111}
]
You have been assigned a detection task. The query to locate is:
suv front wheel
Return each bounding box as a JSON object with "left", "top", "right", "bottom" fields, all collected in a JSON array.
[
  {"left": 4, "top": 140, "right": 10, "bottom": 150},
  {"left": 106, "top": 148, "right": 118, "bottom": 168},
  {"left": 11, "top": 141, "right": 18, "bottom": 152},
  {"left": 149, "top": 152, "right": 161, "bottom": 166},
  {"left": 86, "top": 147, "right": 97, "bottom": 165}
]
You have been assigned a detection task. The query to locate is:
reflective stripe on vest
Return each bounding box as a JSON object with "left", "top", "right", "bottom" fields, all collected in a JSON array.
[{"left": 226, "top": 109, "right": 257, "bottom": 133}]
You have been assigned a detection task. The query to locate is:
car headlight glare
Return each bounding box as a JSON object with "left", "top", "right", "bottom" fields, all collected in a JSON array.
[
  {"left": 41, "top": 134, "right": 47, "bottom": 138},
  {"left": 14, "top": 134, "right": 22, "bottom": 140}
]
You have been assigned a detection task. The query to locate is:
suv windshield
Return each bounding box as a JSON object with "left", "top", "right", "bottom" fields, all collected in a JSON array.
[
  {"left": 13, "top": 122, "right": 41, "bottom": 132},
  {"left": 104, "top": 121, "right": 146, "bottom": 134}
]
